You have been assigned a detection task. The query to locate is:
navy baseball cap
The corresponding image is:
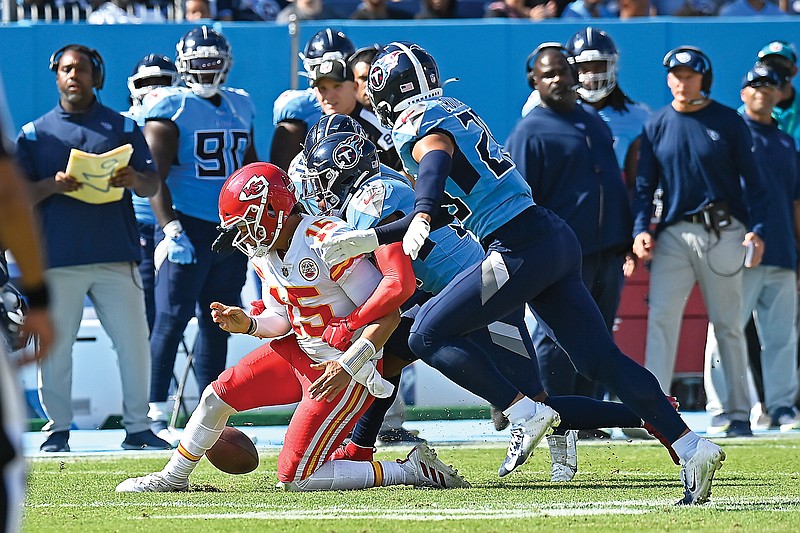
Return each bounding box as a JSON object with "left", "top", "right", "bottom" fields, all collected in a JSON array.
[{"left": 741, "top": 64, "right": 782, "bottom": 89}]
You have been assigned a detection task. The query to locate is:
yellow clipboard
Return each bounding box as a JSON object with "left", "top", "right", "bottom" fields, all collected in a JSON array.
[{"left": 64, "top": 144, "right": 134, "bottom": 204}]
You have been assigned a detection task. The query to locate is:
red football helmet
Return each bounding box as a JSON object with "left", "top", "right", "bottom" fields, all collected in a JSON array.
[{"left": 218, "top": 162, "right": 298, "bottom": 257}]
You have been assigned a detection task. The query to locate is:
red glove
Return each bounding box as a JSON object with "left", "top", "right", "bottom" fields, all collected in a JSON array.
[
  {"left": 250, "top": 299, "right": 266, "bottom": 316},
  {"left": 322, "top": 316, "right": 355, "bottom": 351}
]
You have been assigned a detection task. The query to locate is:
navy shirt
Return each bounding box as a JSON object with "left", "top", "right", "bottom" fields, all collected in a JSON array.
[
  {"left": 15, "top": 100, "right": 156, "bottom": 269},
  {"left": 506, "top": 103, "right": 633, "bottom": 255},
  {"left": 633, "top": 101, "right": 770, "bottom": 238},
  {"left": 743, "top": 114, "right": 800, "bottom": 270}
]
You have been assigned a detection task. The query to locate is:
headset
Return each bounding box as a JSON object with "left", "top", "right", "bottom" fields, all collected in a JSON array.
[
  {"left": 662, "top": 45, "right": 713, "bottom": 95},
  {"left": 525, "top": 42, "right": 575, "bottom": 89},
  {"left": 49, "top": 44, "right": 105, "bottom": 90}
]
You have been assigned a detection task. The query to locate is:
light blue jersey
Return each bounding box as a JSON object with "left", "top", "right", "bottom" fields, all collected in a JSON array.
[
  {"left": 345, "top": 174, "right": 483, "bottom": 295},
  {"left": 597, "top": 102, "right": 651, "bottom": 171},
  {"left": 272, "top": 88, "right": 322, "bottom": 128},
  {"left": 143, "top": 86, "right": 256, "bottom": 222},
  {"left": 392, "top": 97, "right": 534, "bottom": 241},
  {"left": 124, "top": 103, "right": 156, "bottom": 226}
]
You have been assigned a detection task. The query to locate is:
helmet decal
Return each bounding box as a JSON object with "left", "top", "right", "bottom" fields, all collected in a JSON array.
[
  {"left": 240, "top": 174, "right": 268, "bottom": 201},
  {"left": 333, "top": 135, "right": 364, "bottom": 169},
  {"left": 369, "top": 50, "right": 401, "bottom": 91}
]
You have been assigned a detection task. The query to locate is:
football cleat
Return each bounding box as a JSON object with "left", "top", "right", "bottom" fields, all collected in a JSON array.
[
  {"left": 677, "top": 438, "right": 725, "bottom": 505},
  {"left": 115, "top": 472, "right": 188, "bottom": 493},
  {"left": 399, "top": 443, "right": 470, "bottom": 489},
  {"left": 547, "top": 430, "right": 578, "bottom": 482},
  {"left": 498, "top": 405, "right": 560, "bottom": 477}
]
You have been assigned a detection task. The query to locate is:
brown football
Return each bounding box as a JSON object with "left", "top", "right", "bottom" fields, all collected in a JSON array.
[{"left": 205, "top": 426, "right": 259, "bottom": 474}]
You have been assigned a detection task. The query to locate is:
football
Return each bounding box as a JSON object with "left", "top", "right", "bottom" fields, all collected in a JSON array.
[{"left": 205, "top": 426, "right": 259, "bottom": 474}]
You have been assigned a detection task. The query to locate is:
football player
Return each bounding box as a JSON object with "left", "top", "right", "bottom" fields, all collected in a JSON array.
[
  {"left": 124, "top": 53, "right": 180, "bottom": 331},
  {"left": 115, "top": 163, "right": 468, "bottom": 492},
  {"left": 142, "top": 26, "right": 257, "bottom": 445},
  {"left": 319, "top": 41, "right": 725, "bottom": 504}
]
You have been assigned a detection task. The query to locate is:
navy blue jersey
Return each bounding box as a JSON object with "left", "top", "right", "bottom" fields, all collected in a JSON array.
[
  {"left": 633, "top": 101, "right": 770, "bottom": 237},
  {"left": 392, "top": 97, "right": 534, "bottom": 241},
  {"left": 345, "top": 174, "right": 484, "bottom": 295},
  {"left": 506, "top": 103, "right": 632, "bottom": 255},
  {"left": 743, "top": 115, "right": 800, "bottom": 270},
  {"left": 15, "top": 101, "right": 155, "bottom": 268}
]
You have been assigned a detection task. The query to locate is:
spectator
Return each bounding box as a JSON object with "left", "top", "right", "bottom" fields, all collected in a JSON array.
[
  {"left": 351, "top": 0, "right": 413, "bottom": 18},
  {"left": 276, "top": 0, "right": 342, "bottom": 22},
  {"left": 142, "top": 27, "right": 257, "bottom": 445},
  {"left": 0, "top": 69, "right": 53, "bottom": 533},
  {"left": 718, "top": 0, "right": 786, "bottom": 15},
  {"left": 485, "top": 0, "right": 558, "bottom": 18},
  {"left": 618, "top": 0, "right": 651, "bottom": 16},
  {"left": 216, "top": 0, "right": 280, "bottom": 20},
  {"left": 15, "top": 44, "right": 168, "bottom": 453},
  {"left": 184, "top": 0, "right": 212, "bottom": 20},
  {"left": 631, "top": 46, "right": 770, "bottom": 438},
  {"left": 757, "top": 41, "right": 800, "bottom": 142},
  {"left": 416, "top": 0, "right": 458, "bottom": 17},
  {"left": 673, "top": 0, "right": 720, "bottom": 14},
  {"left": 704, "top": 64, "right": 800, "bottom": 433},
  {"left": 561, "top": 0, "right": 615, "bottom": 17},
  {"left": 506, "top": 44, "right": 635, "bottom": 441},
  {"left": 124, "top": 54, "right": 180, "bottom": 331}
]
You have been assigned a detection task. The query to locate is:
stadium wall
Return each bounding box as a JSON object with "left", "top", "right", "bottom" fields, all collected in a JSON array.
[{"left": 0, "top": 18, "right": 798, "bottom": 157}]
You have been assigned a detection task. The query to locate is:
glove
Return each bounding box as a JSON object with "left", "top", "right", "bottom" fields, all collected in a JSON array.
[
  {"left": 320, "top": 229, "right": 379, "bottom": 266},
  {"left": 211, "top": 225, "right": 237, "bottom": 254},
  {"left": 163, "top": 220, "right": 196, "bottom": 265},
  {"left": 250, "top": 299, "right": 266, "bottom": 316},
  {"left": 402, "top": 216, "right": 430, "bottom": 260},
  {"left": 322, "top": 316, "right": 355, "bottom": 351}
]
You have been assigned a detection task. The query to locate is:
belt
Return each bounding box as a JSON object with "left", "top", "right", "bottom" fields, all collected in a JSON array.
[{"left": 683, "top": 213, "right": 705, "bottom": 224}]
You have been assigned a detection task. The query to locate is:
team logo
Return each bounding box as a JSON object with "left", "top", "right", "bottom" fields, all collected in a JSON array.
[
  {"left": 333, "top": 135, "right": 364, "bottom": 170},
  {"left": 675, "top": 52, "right": 692, "bottom": 64},
  {"left": 369, "top": 50, "right": 402, "bottom": 91},
  {"left": 706, "top": 128, "right": 720, "bottom": 142},
  {"left": 299, "top": 258, "right": 319, "bottom": 281},
  {"left": 239, "top": 175, "right": 267, "bottom": 201}
]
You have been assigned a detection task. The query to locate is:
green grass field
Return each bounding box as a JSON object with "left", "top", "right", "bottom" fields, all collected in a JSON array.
[{"left": 23, "top": 436, "right": 800, "bottom": 532}]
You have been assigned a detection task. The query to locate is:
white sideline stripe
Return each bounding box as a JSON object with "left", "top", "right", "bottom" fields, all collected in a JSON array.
[{"left": 158, "top": 508, "right": 647, "bottom": 520}]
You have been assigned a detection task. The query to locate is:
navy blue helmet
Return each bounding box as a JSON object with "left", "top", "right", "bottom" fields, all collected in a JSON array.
[
  {"left": 176, "top": 25, "right": 232, "bottom": 98},
  {"left": 302, "top": 132, "right": 380, "bottom": 214},
  {"left": 303, "top": 114, "right": 367, "bottom": 160},
  {"left": 565, "top": 27, "right": 619, "bottom": 103},
  {"left": 301, "top": 29, "right": 355, "bottom": 74},
  {"left": 367, "top": 42, "right": 441, "bottom": 129},
  {"left": 127, "top": 54, "right": 179, "bottom": 104}
]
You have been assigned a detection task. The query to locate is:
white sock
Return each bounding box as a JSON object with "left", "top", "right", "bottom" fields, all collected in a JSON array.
[
  {"left": 503, "top": 396, "right": 540, "bottom": 423},
  {"left": 672, "top": 431, "right": 701, "bottom": 463},
  {"left": 287, "top": 459, "right": 414, "bottom": 491},
  {"left": 162, "top": 386, "right": 236, "bottom": 483}
]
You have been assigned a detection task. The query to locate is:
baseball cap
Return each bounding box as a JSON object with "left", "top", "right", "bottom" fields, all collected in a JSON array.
[
  {"left": 309, "top": 58, "right": 354, "bottom": 87},
  {"left": 758, "top": 41, "right": 797, "bottom": 65},
  {"left": 741, "top": 64, "right": 782, "bottom": 89}
]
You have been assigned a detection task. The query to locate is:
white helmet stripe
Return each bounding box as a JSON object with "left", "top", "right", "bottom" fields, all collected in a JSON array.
[{"left": 393, "top": 41, "right": 430, "bottom": 94}]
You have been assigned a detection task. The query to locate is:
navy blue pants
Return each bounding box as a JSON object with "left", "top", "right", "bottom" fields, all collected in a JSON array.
[
  {"left": 535, "top": 248, "right": 624, "bottom": 399},
  {"left": 409, "top": 206, "right": 688, "bottom": 443},
  {"left": 150, "top": 213, "right": 248, "bottom": 402},
  {"left": 137, "top": 220, "right": 156, "bottom": 333}
]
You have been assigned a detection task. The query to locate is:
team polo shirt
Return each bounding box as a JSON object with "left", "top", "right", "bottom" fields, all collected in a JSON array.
[
  {"left": 633, "top": 101, "right": 769, "bottom": 237},
  {"left": 15, "top": 100, "right": 155, "bottom": 269},
  {"left": 743, "top": 114, "right": 800, "bottom": 270},
  {"left": 506, "top": 103, "right": 632, "bottom": 255}
]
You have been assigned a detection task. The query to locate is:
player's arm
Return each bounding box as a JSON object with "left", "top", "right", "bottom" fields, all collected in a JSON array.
[
  {"left": 269, "top": 120, "right": 306, "bottom": 171},
  {"left": 210, "top": 300, "right": 292, "bottom": 338}
]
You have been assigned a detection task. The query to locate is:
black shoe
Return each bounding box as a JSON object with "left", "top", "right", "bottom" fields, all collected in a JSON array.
[
  {"left": 40, "top": 430, "right": 70, "bottom": 452},
  {"left": 725, "top": 420, "right": 753, "bottom": 437},
  {"left": 490, "top": 405, "right": 510, "bottom": 431},
  {"left": 377, "top": 428, "right": 427, "bottom": 445},
  {"left": 122, "top": 429, "right": 172, "bottom": 450}
]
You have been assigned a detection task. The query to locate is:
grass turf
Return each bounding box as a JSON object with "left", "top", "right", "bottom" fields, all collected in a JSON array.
[{"left": 23, "top": 435, "right": 800, "bottom": 532}]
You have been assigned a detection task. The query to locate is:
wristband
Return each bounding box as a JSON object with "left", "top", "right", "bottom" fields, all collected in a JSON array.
[
  {"left": 338, "top": 338, "right": 376, "bottom": 376},
  {"left": 22, "top": 283, "right": 50, "bottom": 309},
  {"left": 245, "top": 316, "right": 257, "bottom": 335},
  {"left": 163, "top": 219, "right": 184, "bottom": 239}
]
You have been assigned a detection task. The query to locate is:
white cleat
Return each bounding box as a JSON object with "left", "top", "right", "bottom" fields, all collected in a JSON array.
[
  {"left": 498, "top": 405, "right": 560, "bottom": 477},
  {"left": 115, "top": 472, "right": 188, "bottom": 493},
  {"left": 677, "top": 439, "right": 726, "bottom": 505},
  {"left": 547, "top": 430, "right": 578, "bottom": 482},
  {"left": 399, "top": 443, "right": 470, "bottom": 489}
]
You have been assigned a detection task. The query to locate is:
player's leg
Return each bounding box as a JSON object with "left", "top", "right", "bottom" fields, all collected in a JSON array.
[
  {"left": 116, "top": 338, "right": 301, "bottom": 492},
  {"left": 137, "top": 220, "right": 157, "bottom": 333},
  {"left": 1, "top": 347, "right": 26, "bottom": 531}
]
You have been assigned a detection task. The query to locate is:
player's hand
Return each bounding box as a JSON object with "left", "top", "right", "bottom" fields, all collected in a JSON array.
[
  {"left": 309, "top": 360, "right": 351, "bottom": 402},
  {"left": 632, "top": 231, "right": 655, "bottom": 261},
  {"left": 108, "top": 166, "right": 137, "bottom": 189},
  {"left": 319, "top": 229, "right": 379, "bottom": 266},
  {"left": 322, "top": 316, "right": 355, "bottom": 351},
  {"left": 210, "top": 302, "right": 251, "bottom": 333},
  {"left": 14, "top": 308, "right": 54, "bottom": 367},
  {"left": 160, "top": 220, "right": 197, "bottom": 265},
  {"left": 54, "top": 171, "right": 82, "bottom": 193},
  {"left": 402, "top": 215, "right": 430, "bottom": 260}
]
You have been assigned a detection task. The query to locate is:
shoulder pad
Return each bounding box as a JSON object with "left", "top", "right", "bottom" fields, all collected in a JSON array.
[{"left": 273, "top": 89, "right": 321, "bottom": 126}]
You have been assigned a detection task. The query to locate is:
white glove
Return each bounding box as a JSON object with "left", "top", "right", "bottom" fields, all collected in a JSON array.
[
  {"left": 402, "top": 216, "right": 431, "bottom": 260},
  {"left": 337, "top": 338, "right": 395, "bottom": 398},
  {"left": 320, "top": 229, "right": 379, "bottom": 266}
]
